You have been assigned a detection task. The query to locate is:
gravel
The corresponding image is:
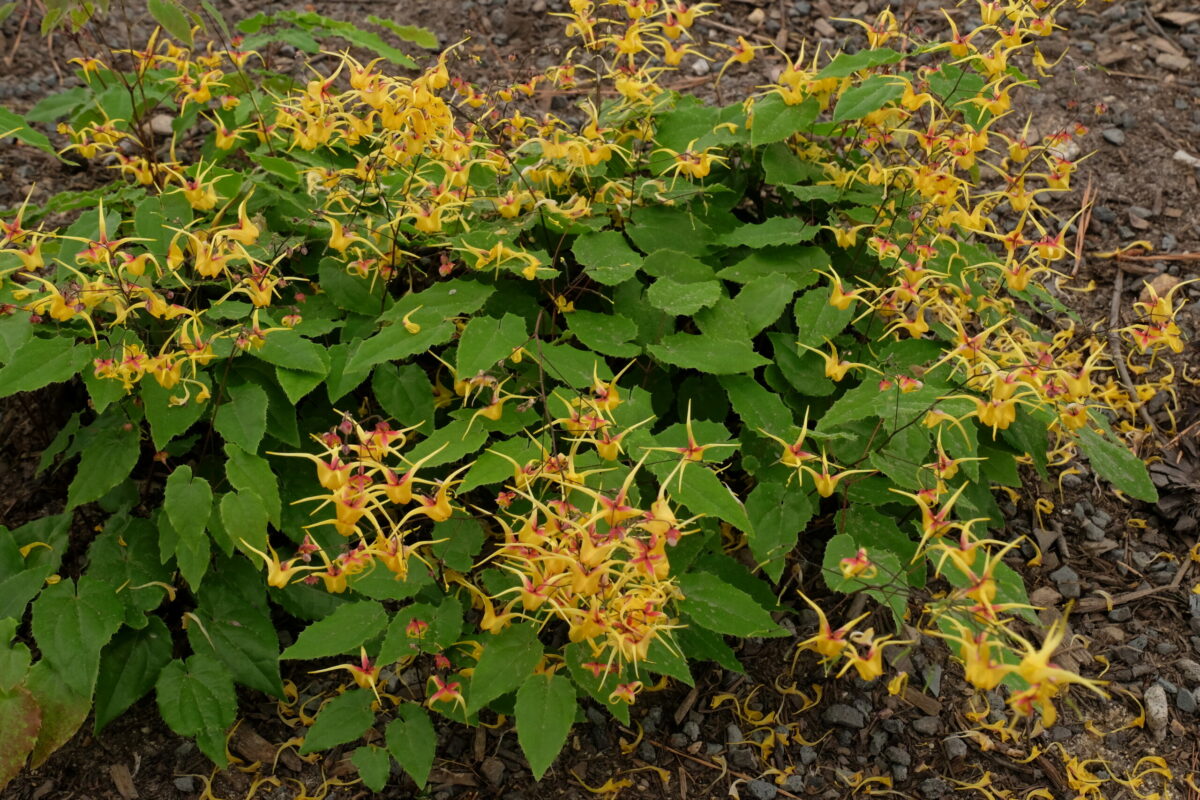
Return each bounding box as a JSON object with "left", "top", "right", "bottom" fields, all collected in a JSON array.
[
  {"left": 746, "top": 778, "right": 778, "bottom": 800},
  {"left": 912, "top": 716, "right": 940, "bottom": 735},
  {"left": 1178, "top": 688, "right": 1197, "bottom": 714},
  {"left": 1102, "top": 128, "right": 1126, "bottom": 145},
  {"left": 1050, "top": 565, "right": 1081, "bottom": 599},
  {"left": 919, "top": 777, "right": 951, "bottom": 799},
  {"left": 943, "top": 736, "right": 968, "bottom": 760},
  {"left": 822, "top": 704, "right": 866, "bottom": 730},
  {"left": 1145, "top": 684, "right": 1170, "bottom": 740},
  {"left": 884, "top": 746, "right": 911, "bottom": 766},
  {"left": 1177, "top": 658, "right": 1200, "bottom": 684}
]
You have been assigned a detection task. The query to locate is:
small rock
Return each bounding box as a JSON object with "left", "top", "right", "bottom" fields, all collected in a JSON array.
[
  {"left": 1145, "top": 684, "right": 1169, "bottom": 741},
  {"left": 1107, "top": 607, "right": 1132, "bottom": 623},
  {"left": 1093, "top": 205, "right": 1117, "bottom": 223},
  {"left": 800, "top": 746, "right": 817, "bottom": 765},
  {"left": 148, "top": 114, "right": 174, "bottom": 137},
  {"left": 784, "top": 774, "right": 806, "bottom": 792},
  {"left": 1158, "top": 678, "right": 1178, "bottom": 694},
  {"left": 1102, "top": 128, "right": 1126, "bottom": 145},
  {"left": 912, "top": 716, "right": 940, "bottom": 735},
  {"left": 668, "top": 733, "right": 688, "bottom": 748},
  {"left": 925, "top": 664, "right": 944, "bottom": 698},
  {"left": 1050, "top": 726, "right": 1073, "bottom": 742},
  {"left": 1140, "top": 273, "right": 1182, "bottom": 305},
  {"left": 174, "top": 777, "right": 195, "bottom": 793},
  {"left": 1157, "top": 52, "right": 1193, "bottom": 71},
  {"left": 1129, "top": 205, "right": 1155, "bottom": 220},
  {"left": 638, "top": 740, "right": 657, "bottom": 764},
  {"left": 481, "top": 756, "right": 506, "bottom": 787},
  {"left": 683, "top": 721, "right": 701, "bottom": 740},
  {"left": 822, "top": 704, "right": 865, "bottom": 730},
  {"left": 893, "top": 765, "right": 909, "bottom": 783},
  {"left": 691, "top": 58, "right": 710, "bottom": 76},
  {"left": 1174, "top": 149, "right": 1200, "bottom": 168},
  {"left": 1156, "top": 641, "right": 1179, "bottom": 655},
  {"left": 731, "top": 748, "right": 757, "bottom": 770},
  {"left": 1177, "top": 658, "right": 1200, "bottom": 684},
  {"left": 1178, "top": 688, "right": 1197, "bottom": 714},
  {"left": 1083, "top": 521, "right": 1106, "bottom": 541},
  {"left": 1128, "top": 635, "right": 1149, "bottom": 652},
  {"left": 746, "top": 778, "right": 778, "bottom": 800},
  {"left": 885, "top": 746, "right": 911, "bottom": 766},
  {"left": 1049, "top": 565, "right": 1081, "bottom": 599},
  {"left": 943, "top": 736, "right": 968, "bottom": 760},
  {"left": 919, "top": 777, "right": 951, "bottom": 799}
]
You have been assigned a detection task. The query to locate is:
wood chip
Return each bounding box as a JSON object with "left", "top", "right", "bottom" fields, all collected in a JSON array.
[
  {"left": 109, "top": 764, "right": 138, "bottom": 800},
  {"left": 1157, "top": 11, "right": 1200, "bottom": 26},
  {"left": 232, "top": 722, "right": 303, "bottom": 772},
  {"left": 902, "top": 687, "right": 942, "bottom": 716},
  {"left": 1098, "top": 48, "right": 1134, "bottom": 66},
  {"left": 1147, "top": 35, "right": 1183, "bottom": 56},
  {"left": 813, "top": 17, "right": 837, "bottom": 38}
]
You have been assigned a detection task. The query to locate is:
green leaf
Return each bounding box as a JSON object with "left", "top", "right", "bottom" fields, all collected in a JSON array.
[
  {"left": 818, "top": 376, "right": 946, "bottom": 433},
  {"left": 793, "top": 287, "right": 854, "bottom": 347},
  {"left": 628, "top": 206, "right": 713, "bottom": 256},
  {"left": 282, "top": 601, "right": 388, "bottom": 660},
  {"left": 716, "top": 245, "right": 828, "bottom": 284},
  {"left": 348, "top": 320, "right": 456, "bottom": 374},
  {"left": 720, "top": 375, "right": 792, "bottom": 435},
  {"left": 141, "top": 380, "right": 204, "bottom": 450},
  {"left": 214, "top": 382, "right": 268, "bottom": 453},
  {"left": 404, "top": 418, "right": 488, "bottom": 468},
  {"left": 647, "top": 278, "right": 722, "bottom": 316},
  {"left": 300, "top": 689, "right": 375, "bottom": 754},
  {"left": 468, "top": 623, "right": 544, "bottom": 713},
  {"left": 94, "top": 616, "right": 173, "bottom": 733},
  {"left": 378, "top": 597, "right": 464, "bottom": 662},
  {"left": 745, "top": 481, "right": 812, "bottom": 581},
  {"left": 219, "top": 491, "right": 268, "bottom": 555},
  {"left": 456, "top": 313, "right": 527, "bottom": 376},
  {"left": 164, "top": 466, "right": 212, "bottom": 590},
  {"left": 640, "top": 249, "right": 716, "bottom": 282},
  {"left": 720, "top": 218, "right": 818, "bottom": 248},
  {"left": 648, "top": 333, "right": 769, "bottom": 374},
  {"left": 678, "top": 571, "right": 782, "bottom": 637},
  {"left": 677, "top": 616, "right": 744, "bottom": 674},
  {"left": 66, "top": 416, "right": 141, "bottom": 509},
  {"left": 815, "top": 48, "right": 904, "bottom": 79},
  {"left": 567, "top": 311, "right": 640, "bottom": 358},
  {"left": 674, "top": 464, "right": 753, "bottom": 533},
  {"left": 750, "top": 93, "right": 819, "bottom": 146},
  {"left": 573, "top": 230, "right": 642, "bottom": 285},
  {"left": 31, "top": 576, "right": 124, "bottom": 698},
  {"left": 832, "top": 75, "right": 906, "bottom": 122},
  {"left": 1077, "top": 428, "right": 1158, "bottom": 503},
  {"left": 516, "top": 673, "right": 576, "bottom": 780},
  {"left": 386, "top": 704, "right": 436, "bottom": 787},
  {"left": 821, "top": 533, "right": 907, "bottom": 628},
  {"left": 0, "top": 106, "right": 58, "bottom": 158},
  {"left": 367, "top": 16, "right": 440, "bottom": 48},
  {"left": 0, "top": 335, "right": 89, "bottom": 398},
  {"left": 0, "top": 618, "right": 30, "bottom": 693},
  {"left": 188, "top": 584, "right": 282, "bottom": 697},
  {"left": 253, "top": 331, "right": 329, "bottom": 374},
  {"left": 225, "top": 444, "right": 282, "bottom": 527},
  {"left": 156, "top": 654, "right": 237, "bottom": 767},
  {"left": 86, "top": 518, "right": 173, "bottom": 628},
  {"left": 275, "top": 365, "right": 326, "bottom": 405},
  {"left": 148, "top": 0, "right": 194, "bottom": 45},
  {"left": 351, "top": 745, "right": 392, "bottom": 792},
  {"left": 735, "top": 275, "right": 798, "bottom": 335},
  {"left": 429, "top": 518, "right": 485, "bottom": 572},
  {"left": 372, "top": 364, "right": 435, "bottom": 430}
]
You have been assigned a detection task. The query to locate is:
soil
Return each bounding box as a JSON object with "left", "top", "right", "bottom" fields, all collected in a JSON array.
[{"left": 2, "top": 1, "right": 1200, "bottom": 799}]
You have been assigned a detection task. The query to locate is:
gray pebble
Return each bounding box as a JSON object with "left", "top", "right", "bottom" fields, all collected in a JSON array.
[
  {"left": 638, "top": 740, "right": 657, "bottom": 763},
  {"left": 726, "top": 723, "right": 744, "bottom": 744},
  {"left": 800, "top": 745, "right": 817, "bottom": 765},
  {"left": 1092, "top": 509, "right": 1112, "bottom": 528},
  {"left": 174, "top": 777, "right": 196, "bottom": 793},
  {"left": 1108, "top": 607, "right": 1133, "bottom": 622},
  {"left": 943, "top": 736, "right": 968, "bottom": 760},
  {"left": 691, "top": 58, "right": 710, "bottom": 76},
  {"left": 1145, "top": 684, "right": 1169, "bottom": 741},
  {"left": 1102, "top": 128, "right": 1126, "bottom": 146},
  {"left": 1158, "top": 678, "right": 1178, "bottom": 694},
  {"left": 1129, "top": 205, "right": 1154, "bottom": 219},
  {"left": 1093, "top": 205, "right": 1116, "bottom": 223},
  {"left": 1050, "top": 726, "right": 1073, "bottom": 742},
  {"left": 668, "top": 733, "right": 688, "bottom": 748},
  {"left": 885, "top": 745, "right": 911, "bottom": 766},
  {"left": 1178, "top": 688, "right": 1197, "bottom": 714},
  {"left": 919, "top": 777, "right": 951, "bottom": 799},
  {"left": 1083, "top": 521, "right": 1107, "bottom": 541},
  {"left": 784, "top": 774, "right": 806, "bottom": 793},
  {"left": 731, "top": 748, "right": 757, "bottom": 769},
  {"left": 683, "top": 721, "right": 701, "bottom": 740},
  {"left": 892, "top": 765, "right": 909, "bottom": 783},
  {"left": 746, "top": 779, "right": 778, "bottom": 800},
  {"left": 1050, "top": 565, "right": 1081, "bottom": 599},
  {"left": 912, "top": 716, "right": 940, "bottom": 735},
  {"left": 822, "top": 704, "right": 865, "bottom": 730},
  {"left": 1156, "top": 641, "right": 1179, "bottom": 655},
  {"left": 793, "top": 0, "right": 811, "bottom": 13},
  {"left": 1128, "top": 635, "right": 1149, "bottom": 653},
  {"left": 1162, "top": 233, "right": 1178, "bottom": 251},
  {"left": 1176, "top": 658, "right": 1200, "bottom": 684}
]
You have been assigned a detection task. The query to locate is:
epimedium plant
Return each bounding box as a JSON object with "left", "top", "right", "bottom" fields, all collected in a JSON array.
[{"left": 0, "top": 0, "right": 1181, "bottom": 791}]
